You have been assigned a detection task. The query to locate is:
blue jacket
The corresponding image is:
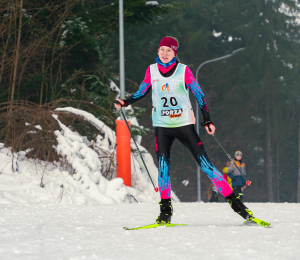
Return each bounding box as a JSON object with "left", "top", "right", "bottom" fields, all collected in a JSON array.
[{"left": 227, "top": 159, "right": 246, "bottom": 187}]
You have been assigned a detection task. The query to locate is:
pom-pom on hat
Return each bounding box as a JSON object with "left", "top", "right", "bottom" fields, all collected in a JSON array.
[
  {"left": 235, "top": 151, "right": 242, "bottom": 157},
  {"left": 158, "top": 36, "right": 179, "bottom": 56}
]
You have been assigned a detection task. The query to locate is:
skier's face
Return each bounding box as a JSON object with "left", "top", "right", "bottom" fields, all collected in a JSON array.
[
  {"left": 158, "top": 46, "right": 175, "bottom": 63},
  {"left": 236, "top": 154, "right": 242, "bottom": 160}
]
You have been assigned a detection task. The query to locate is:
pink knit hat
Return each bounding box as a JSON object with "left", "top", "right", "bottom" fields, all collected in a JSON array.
[{"left": 158, "top": 37, "right": 179, "bottom": 56}]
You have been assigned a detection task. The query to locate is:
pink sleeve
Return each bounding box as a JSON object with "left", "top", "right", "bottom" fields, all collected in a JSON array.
[
  {"left": 143, "top": 66, "right": 151, "bottom": 85},
  {"left": 184, "top": 66, "right": 195, "bottom": 86}
]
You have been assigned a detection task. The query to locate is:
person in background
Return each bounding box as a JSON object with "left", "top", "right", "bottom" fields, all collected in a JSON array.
[
  {"left": 222, "top": 161, "right": 232, "bottom": 188},
  {"left": 208, "top": 184, "right": 219, "bottom": 202},
  {"left": 227, "top": 151, "right": 246, "bottom": 201}
]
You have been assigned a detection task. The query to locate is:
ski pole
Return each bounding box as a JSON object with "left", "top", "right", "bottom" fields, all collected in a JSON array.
[
  {"left": 114, "top": 100, "right": 159, "bottom": 192},
  {"left": 205, "top": 125, "right": 251, "bottom": 186}
]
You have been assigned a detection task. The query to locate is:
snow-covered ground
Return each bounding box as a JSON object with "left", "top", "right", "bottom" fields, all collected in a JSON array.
[
  {"left": 0, "top": 203, "right": 299, "bottom": 260},
  {"left": 0, "top": 85, "right": 298, "bottom": 259}
]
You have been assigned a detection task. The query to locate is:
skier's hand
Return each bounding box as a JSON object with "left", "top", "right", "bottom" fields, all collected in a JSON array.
[
  {"left": 205, "top": 124, "right": 215, "bottom": 135},
  {"left": 114, "top": 99, "right": 125, "bottom": 110}
]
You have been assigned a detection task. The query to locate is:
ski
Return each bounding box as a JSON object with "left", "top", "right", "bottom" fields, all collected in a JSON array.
[
  {"left": 243, "top": 217, "right": 270, "bottom": 227},
  {"left": 123, "top": 223, "right": 187, "bottom": 230}
]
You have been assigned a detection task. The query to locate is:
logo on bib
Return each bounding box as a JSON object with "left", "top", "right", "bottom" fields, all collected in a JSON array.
[
  {"left": 161, "top": 108, "right": 183, "bottom": 118},
  {"left": 162, "top": 83, "right": 170, "bottom": 92}
]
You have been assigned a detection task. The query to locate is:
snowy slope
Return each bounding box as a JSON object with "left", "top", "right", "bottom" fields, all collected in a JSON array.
[{"left": 0, "top": 203, "right": 299, "bottom": 260}]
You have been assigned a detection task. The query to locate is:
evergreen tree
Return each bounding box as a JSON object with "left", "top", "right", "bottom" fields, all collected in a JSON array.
[{"left": 212, "top": 0, "right": 300, "bottom": 202}]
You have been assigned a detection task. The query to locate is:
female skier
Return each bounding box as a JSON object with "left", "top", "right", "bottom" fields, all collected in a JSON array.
[{"left": 114, "top": 36, "right": 253, "bottom": 224}]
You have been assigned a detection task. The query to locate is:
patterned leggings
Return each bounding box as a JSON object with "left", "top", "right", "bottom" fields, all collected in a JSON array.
[{"left": 154, "top": 124, "right": 233, "bottom": 199}]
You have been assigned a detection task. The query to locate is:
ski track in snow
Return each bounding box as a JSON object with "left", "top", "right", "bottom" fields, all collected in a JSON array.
[{"left": 0, "top": 203, "right": 299, "bottom": 260}]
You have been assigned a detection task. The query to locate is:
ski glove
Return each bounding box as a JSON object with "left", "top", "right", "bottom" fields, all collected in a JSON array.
[
  {"left": 114, "top": 99, "right": 127, "bottom": 107},
  {"left": 201, "top": 120, "right": 213, "bottom": 129}
]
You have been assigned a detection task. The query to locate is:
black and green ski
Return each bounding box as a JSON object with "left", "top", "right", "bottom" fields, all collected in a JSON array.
[
  {"left": 123, "top": 223, "right": 187, "bottom": 230},
  {"left": 123, "top": 218, "right": 270, "bottom": 230},
  {"left": 243, "top": 217, "right": 271, "bottom": 227}
]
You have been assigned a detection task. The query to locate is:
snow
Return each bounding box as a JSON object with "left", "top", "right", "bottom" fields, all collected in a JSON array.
[
  {"left": 278, "top": 2, "right": 300, "bottom": 25},
  {"left": 281, "top": 60, "right": 293, "bottom": 69},
  {"left": 109, "top": 79, "right": 119, "bottom": 93},
  {"left": 251, "top": 116, "right": 263, "bottom": 124},
  {"left": 182, "top": 180, "right": 189, "bottom": 186},
  {"left": 146, "top": 1, "right": 159, "bottom": 6},
  {"left": 53, "top": 107, "right": 179, "bottom": 202},
  {"left": 212, "top": 29, "right": 222, "bottom": 37},
  {"left": 0, "top": 203, "right": 299, "bottom": 259},
  {"left": 34, "top": 125, "right": 42, "bottom": 130},
  {"left": 27, "top": 131, "right": 37, "bottom": 134},
  {"left": 273, "top": 40, "right": 278, "bottom": 51}
]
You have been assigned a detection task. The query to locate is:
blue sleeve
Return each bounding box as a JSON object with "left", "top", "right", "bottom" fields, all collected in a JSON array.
[
  {"left": 125, "top": 67, "right": 152, "bottom": 106},
  {"left": 185, "top": 66, "right": 210, "bottom": 122}
]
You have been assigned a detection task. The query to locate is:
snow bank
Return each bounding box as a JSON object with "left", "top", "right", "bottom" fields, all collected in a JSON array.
[
  {"left": 0, "top": 106, "right": 178, "bottom": 205},
  {"left": 54, "top": 107, "right": 179, "bottom": 203}
]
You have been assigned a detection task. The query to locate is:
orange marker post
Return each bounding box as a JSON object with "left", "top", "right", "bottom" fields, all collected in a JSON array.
[{"left": 116, "top": 120, "right": 131, "bottom": 187}]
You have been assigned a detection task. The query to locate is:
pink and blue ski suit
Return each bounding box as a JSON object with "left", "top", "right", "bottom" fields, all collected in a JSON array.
[{"left": 123, "top": 57, "right": 233, "bottom": 200}]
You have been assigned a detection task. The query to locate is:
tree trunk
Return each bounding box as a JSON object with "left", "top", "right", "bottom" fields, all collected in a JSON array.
[
  {"left": 0, "top": 5, "right": 12, "bottom": 87},
  {"left": 10, "top": 0, "right": 23, "bottom": 173},
  {"left": 10, "top": 0, "right": 23, "bottom": 111},
  {"left": 297, "top": 117, "right": 300, "bottom": 203},
  {"left": 272, "top": 91, "right": 280, "bottom": 202},
  {"left": 276, "top": 145, "right": 280, "bottom": 202},
  {"left": 266, "top": 96, "right": 274, "bottom": 202}
]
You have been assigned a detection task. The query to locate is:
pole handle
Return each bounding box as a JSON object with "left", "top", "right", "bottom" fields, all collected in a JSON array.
[
  {"left": 114, "top": 100, "right": 121, "bottom": 106},
  {"left": 201, "top": 121, "right": 213, "bottom": 132}
]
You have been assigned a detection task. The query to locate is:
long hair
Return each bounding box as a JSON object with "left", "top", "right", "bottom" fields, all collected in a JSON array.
[{"left": 165, "top": 36, "right": 181, "bottom": 63}]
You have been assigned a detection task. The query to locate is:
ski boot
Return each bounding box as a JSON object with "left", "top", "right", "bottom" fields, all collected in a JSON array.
[
  {"left": 156, "top": 199, "right": 173, "bottom": 224},
  {"left": 225, "top": 192, "right": 253, "bottom": 221}
]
